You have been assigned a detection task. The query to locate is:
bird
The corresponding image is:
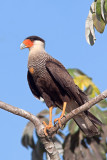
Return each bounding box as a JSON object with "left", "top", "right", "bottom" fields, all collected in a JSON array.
[{"left": 20, "top": 35, "right": 102, "bottom": 137}]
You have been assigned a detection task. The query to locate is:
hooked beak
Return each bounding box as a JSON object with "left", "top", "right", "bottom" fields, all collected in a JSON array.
[{"left": 20, "top": 43, "right": 26, "bottom": 50}]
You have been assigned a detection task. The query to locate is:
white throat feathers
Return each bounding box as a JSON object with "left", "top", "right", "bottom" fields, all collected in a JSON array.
[
  {"left": 29, "top": 40, "right": 45, "bottom": 51},
  {"left": 28, "top": 40, "right": 45, "bottom": 59},
  {"left": 28, "top": 40, "right": 46, "bottom": 68}
]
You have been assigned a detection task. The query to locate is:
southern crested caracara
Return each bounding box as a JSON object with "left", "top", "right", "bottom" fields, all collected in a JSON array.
[{"left": 20, "top": 36, "right": 102, "bottom": 136}]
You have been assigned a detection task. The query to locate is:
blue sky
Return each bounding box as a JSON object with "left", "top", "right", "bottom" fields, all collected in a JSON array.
[{"left": 0, "top": 0, "right": 107, "bottom": 159}]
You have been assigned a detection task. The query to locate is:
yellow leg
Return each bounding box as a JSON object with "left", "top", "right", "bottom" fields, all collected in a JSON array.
[
  {"left": 43, "top": 106, "right": 53, "bottom": 136},
  {"left": 54, "top": 102, "right": 67, "bottom": 127}
]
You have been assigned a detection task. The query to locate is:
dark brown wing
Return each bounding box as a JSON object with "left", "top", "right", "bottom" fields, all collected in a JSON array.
[
  {"left": 27, "top": 71, "right": 41, "bottom": 100},
  {"left": 46, "top": 60, "right": 88, "bottom": 106}
]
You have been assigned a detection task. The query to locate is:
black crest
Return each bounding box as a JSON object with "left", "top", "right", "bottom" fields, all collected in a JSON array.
[{"left": 26, "top": 36, "right": 45, "bottom": 44}]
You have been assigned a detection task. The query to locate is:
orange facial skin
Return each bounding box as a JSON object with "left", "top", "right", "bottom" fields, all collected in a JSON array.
[{"left": 23, "top": 39, "right": 33, "bottom": 48}]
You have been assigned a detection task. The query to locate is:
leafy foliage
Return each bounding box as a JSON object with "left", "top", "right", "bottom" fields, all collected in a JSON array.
[
  {"left": 68, "top": 68, "right": 100, "bottom": 98},
  {"left": 85, "top": 0, "right": 107, "bottom": 45}
]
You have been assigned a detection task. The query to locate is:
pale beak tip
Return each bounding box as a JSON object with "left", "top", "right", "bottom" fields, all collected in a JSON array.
[{"left": 20, "top": 43, "right": 26, "bottom": 50}]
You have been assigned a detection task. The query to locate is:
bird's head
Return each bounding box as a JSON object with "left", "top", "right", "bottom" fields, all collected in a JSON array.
[{"left": 20, "top": 36, "right": 45, "bottom": 50}]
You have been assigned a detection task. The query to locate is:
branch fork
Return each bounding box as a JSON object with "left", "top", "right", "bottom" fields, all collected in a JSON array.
[{"left": 0, "top": 89, "right": 107, "bottom": 160}]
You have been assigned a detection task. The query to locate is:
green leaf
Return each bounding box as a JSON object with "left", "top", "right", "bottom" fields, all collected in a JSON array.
[
  {"left": 90, "top": 106, "right": 107, "bottom": 124},
  {"left": 93, "top": 13, "right": 105, "bottom": 33},
  {"left": 98, "top": 99, "right": 107, "bottom": 108},
  {"left": 94, "top": 0, "right": 105, "bottom": 33},
  {"left": 105, "top": 0, "right": 107, "bottom": 23},
  {"left": 67, "top": 68, "right": 76, "bottom": 78},
  {"left": 73, "top": 75, "right": 100, "bottom": 97},
  {"left": 68, "top": 68, "right": 100, "bottom": 98},
  {"left": 96, "top": 0, "right": 101, "bottom": 16},
  {"left": 105, "top": 0, "right": 107, "bottom": 12},
  {"left": 101, "top": 0, "right": 105, "bottom": 20},
  {"left": 67, "top": 68, "right": 89, "bottom": 78}
]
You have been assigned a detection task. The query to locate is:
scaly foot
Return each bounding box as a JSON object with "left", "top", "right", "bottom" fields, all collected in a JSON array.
[
  {"left": 42, "top": 121, "right": 53, "bottom": 136},
  {"left": 54, "top": 116, "right": 63, "bottom": 128},
  {"left": 54, "top": 102, "right": 67, "bottom": 128}
]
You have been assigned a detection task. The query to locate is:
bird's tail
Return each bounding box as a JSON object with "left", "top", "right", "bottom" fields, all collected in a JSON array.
[
  {"left": 73, "top": 111, "right": 102, "bottom": 137},
  {"left": 65, "top": 100, "right": 102, "bottom": 137}
]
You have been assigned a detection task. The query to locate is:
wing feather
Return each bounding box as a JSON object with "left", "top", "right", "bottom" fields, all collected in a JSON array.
[
  {"left": 46, "top": 60, "right": 88, "bottom": 105},
  {"left": 27, "top": 71, "right": 41, "bottom": 100}
]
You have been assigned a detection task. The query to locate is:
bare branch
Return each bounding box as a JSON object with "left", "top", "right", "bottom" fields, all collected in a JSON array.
[
  {"left": 0, "top": 101, "right": 60, "bottom": 160},
  {"left": 0, "top": 89, "right": 107, "bottom": 159},
  {"left": 48, "top": 89, "right": 107, "bottom": 136}
]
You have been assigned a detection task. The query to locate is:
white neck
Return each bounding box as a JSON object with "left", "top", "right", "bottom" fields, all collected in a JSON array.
[
  {"left": 28, "top": 40, "right": 45, "bottom": 61},
  {"left": 29, "top": 40, "right": 45, "bottom": 51}
]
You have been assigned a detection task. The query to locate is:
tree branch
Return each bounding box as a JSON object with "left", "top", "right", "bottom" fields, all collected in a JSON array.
[
  {"left": 0, "top": 90, "right": 107, "bottom": 159},
  {"left": 0, "top": 101, "right": 60, "bottom": 160}
]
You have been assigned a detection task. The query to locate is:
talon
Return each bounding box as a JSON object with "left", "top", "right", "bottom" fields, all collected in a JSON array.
[
  {"left": 43, "top": 121, "right": 53, "bottom": 136},
  {"left": 42, "top": 121, "right": 48, "bottom": 127},
  {"left": 44, "top": 126, "right": 48, "bottom": 136},
  {"left": 54, "top": 118, "right": 58, "bottom": 124},
  {"left": 54, "top": 117, "right": 62, "bottom": 128}
]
